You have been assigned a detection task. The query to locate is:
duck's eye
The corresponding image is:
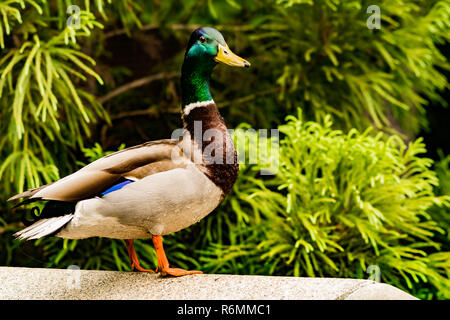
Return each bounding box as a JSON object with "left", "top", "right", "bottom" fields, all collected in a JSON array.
[{"left": 199, "top": 36, "right": 207, "bottom": 44}]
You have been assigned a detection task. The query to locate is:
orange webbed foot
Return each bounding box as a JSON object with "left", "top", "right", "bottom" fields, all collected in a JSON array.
[
  {"left": 125, "top": 237, "right": 202, "bottom": 276},
  {"left": 158, "top": 267, "right": 202, "bottom": 277},
  {"left": 153, "top": 235, "right": 202, "bottom": 277}
]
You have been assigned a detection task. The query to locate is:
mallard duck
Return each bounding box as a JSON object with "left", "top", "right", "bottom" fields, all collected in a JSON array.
[{"left": 8, "top": 27, "right": 250, "bottom": 277}]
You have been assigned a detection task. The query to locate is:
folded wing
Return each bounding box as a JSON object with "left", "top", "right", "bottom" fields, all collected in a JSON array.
[{"left": 8, "top": 139, "right": 186, "bottom": 203}]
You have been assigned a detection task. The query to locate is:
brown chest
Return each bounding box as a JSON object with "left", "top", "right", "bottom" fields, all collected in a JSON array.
[{"left": 182, "top": 102, "right": 239, "bottom": 196}]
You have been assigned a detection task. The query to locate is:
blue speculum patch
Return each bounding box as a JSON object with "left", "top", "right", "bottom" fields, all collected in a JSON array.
[{"left": 101, "top": 180, "right": 133, "bottom": 196}]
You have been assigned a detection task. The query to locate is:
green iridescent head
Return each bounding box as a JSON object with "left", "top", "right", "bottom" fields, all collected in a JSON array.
[{"left": 181, "top": 27, "right": 250, "bottom": 107}]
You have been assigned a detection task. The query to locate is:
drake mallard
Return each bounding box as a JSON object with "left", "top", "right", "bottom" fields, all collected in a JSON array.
[{"left": 8, "top": 27, "right": 250, "bottom": 277}]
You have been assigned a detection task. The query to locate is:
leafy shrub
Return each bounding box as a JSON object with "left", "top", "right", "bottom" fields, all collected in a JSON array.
[
  {"left": 0, "top": 1, "right": 108, "bottom": 197},
  {"left": 200, "top": 110, "right": 450, "bottom": 299},
  {"left": 418, "top": 151, "right": 450, "bottom": 299},
  {"left": 236, "top": 0, "right": 450, "bottom": 135}
]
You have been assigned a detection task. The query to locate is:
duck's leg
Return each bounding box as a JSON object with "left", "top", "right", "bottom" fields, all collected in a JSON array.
[
  {"left": 125, "top": 239, "right": 155, "bottom": 273},
  {"left": 152, "top": 235, "right": 202, "bottom": 276}
]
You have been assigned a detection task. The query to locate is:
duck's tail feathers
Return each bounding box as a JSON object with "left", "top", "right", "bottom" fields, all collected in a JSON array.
[{"left": 14, "top": 214, "right": 74, "bottom": 240}]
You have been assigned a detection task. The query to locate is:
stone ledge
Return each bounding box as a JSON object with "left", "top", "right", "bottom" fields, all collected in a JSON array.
[{"left": 0, "top": 267, "right": 417, "bottom": 300}]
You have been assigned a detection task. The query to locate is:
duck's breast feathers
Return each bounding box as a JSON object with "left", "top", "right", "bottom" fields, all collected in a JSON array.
[{"left": 8, "top": 139, "right": 187, "bottom": 203}]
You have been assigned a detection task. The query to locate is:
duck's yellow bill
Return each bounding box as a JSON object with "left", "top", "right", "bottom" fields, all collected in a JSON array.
[{"left": 215, "top": 44, "right": 250, "bottom": 68}]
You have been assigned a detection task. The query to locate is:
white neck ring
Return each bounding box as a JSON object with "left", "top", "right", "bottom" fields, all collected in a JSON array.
[{"left": 183, "top": 100, "right": 214, "bottom": 116}]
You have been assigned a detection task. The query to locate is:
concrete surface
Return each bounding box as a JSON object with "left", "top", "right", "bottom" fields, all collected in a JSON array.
[{"left": 0, "top": 267, "right": 417, "bottom": 300}]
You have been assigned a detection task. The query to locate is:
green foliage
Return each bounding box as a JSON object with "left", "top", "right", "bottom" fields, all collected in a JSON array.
[
  {"left": 244, "top": 0, "right": 450, "bottom": 135},
  {"left": 435, "top": 151, "right": 450, "bottom": 198},
  {"left": 421, "top": 151, "right": 450, "bottom": 299},
  {"left": 429, "top": 152, "right": 450, "bottom": 242},
  {"left": 200, "top": 110, "right": 450, "bottom": 298},
  {"left": 0, "top": 1, "right": 109, "bottom": 196}
]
